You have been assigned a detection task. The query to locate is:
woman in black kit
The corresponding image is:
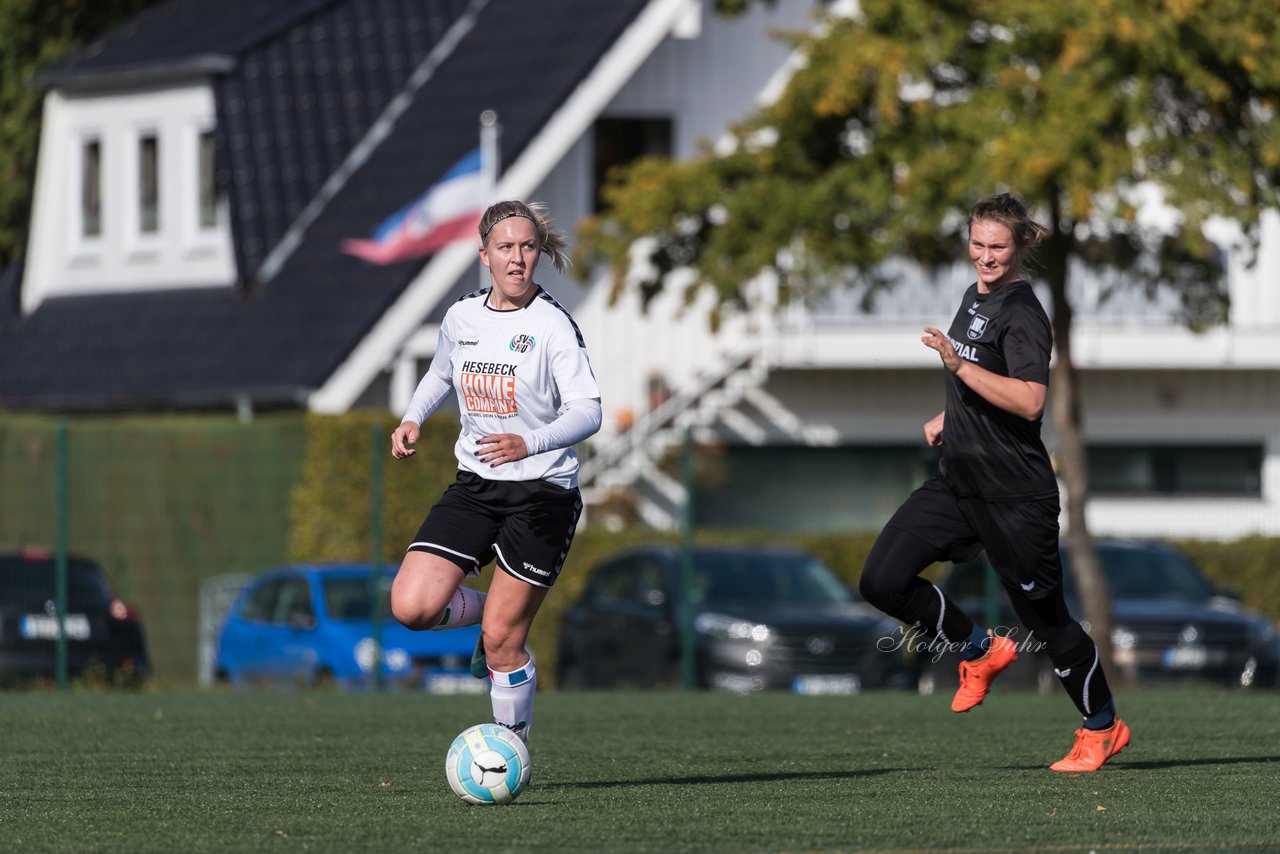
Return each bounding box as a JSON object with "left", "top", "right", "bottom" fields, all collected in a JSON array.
[{"left": 859, "top": 192, "right": 1129, "bottom": 772}]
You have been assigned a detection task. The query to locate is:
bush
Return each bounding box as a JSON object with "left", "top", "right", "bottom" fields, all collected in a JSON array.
[{"left": 289, "top": 412, "right": 460, "bottom": 565}]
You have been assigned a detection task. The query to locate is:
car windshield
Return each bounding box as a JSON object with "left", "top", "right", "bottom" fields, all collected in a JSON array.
[
  {"left": 322, "top": 575, "right": 393, "bottom": 621},
  {"left": 946, "top": 543, "right": 1217, "bottom": 603},
  {"left": 0, "top": 557, "right": 112, "bottom": 604},
  {"left": 1064, "top": 545, "right": 1216, "bottom": 601},
  {"left": 694, "top": 552, "right": 852, "bottom": 608}
]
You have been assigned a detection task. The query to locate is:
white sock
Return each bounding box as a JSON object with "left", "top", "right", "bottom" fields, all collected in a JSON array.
[
  {"left": 434, "top": 586, "right": 486, "bottom": 629},
  {"left": 489, "top": 659, "right": 535, "bottom": 742}
]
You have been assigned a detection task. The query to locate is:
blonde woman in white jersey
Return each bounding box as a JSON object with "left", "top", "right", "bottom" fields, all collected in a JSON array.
[{"left": 389, "top": 200, "right": 601, "bottom": 744}]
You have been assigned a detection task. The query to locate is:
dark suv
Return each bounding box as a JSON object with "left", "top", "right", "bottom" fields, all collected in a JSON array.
[
  {"left": 557, "top": 544, "right": 911, "bottom": 693},
  {"left": 0, "top": 549, "right": 150, "bottom": 686}
]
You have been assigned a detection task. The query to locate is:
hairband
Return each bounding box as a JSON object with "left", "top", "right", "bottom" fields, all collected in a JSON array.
[{"left": 481, "top": 212, "right": 537, "bottom": 240}]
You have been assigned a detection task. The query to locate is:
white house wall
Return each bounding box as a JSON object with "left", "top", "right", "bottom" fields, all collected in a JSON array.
[
  {"left": 1079, "top": 370, "right": 1280, "bottom": 540},
  {"left": 606, "top": 0, "right": 816, "bottom": 155},
  {"left": 517, "top": 0, "right": 820, "bottom": 425}
]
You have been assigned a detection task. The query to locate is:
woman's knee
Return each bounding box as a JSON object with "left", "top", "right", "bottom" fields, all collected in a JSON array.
[
  {"left": 389, "top": 555, "right": 458, "bottom": 629},
  {"left": 858, "top": 568, "right": 896, "bottom": 610},
  {"left": 860, "top": 527, "right": 942, "bottom": 609},
  {"left": 390, "top": 583, "right": 442, "bottom": 629}
]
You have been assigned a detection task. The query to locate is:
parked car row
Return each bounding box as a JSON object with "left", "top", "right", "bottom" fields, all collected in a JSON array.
[
  {"left": 6, "top": 539, "right": 1275, "bottom": 694},
  {"left": 560, "top": 539, "right": 1280, "bottom": 695}
]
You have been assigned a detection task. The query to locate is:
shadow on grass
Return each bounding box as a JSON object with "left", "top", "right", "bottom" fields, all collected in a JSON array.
[
  {"left": 537, "top": 767, "right": 899, "bottom": 790},
  {"left": 1000, "top": 755, "right": 1280, "bottom": 771}
]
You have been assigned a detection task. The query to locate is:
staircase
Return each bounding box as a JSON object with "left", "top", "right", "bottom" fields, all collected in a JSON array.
[{"left": 579, "top": 346, "right": 774, "bottom": 529}]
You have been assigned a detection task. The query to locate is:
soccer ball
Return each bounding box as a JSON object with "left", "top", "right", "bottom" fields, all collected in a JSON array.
[{"left": 444, "top": 723, "right": 531, "bottom": 805}]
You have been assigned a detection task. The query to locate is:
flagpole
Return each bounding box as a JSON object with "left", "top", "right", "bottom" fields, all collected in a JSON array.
[
  {"left": 480, "top": 109, "right": 500, "bottom": 203},
  {"left": 479, "top": 109, "right": 500, "bottom": 287}
]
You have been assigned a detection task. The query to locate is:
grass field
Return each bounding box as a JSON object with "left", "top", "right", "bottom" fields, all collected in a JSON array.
[{"left": 3, "top": 687, "right": 1279, "bottom": 853}]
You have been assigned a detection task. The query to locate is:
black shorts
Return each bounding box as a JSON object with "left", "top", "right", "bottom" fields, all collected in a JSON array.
[
  {"left": 884, "top": 474, "right": 1062, "bottom": 599},
  {"left": 406, "top": 471, "right": 582, "bottom": 588}
]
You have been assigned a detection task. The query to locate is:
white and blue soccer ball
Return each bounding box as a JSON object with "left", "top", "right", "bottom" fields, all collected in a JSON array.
[{"left": 445, "top": 723, "right": 531, "bottom": 805}]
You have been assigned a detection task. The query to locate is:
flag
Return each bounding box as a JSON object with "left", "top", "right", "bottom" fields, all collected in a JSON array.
[{"left": 341, "top": 148, "right": 484, "bottom": 265}]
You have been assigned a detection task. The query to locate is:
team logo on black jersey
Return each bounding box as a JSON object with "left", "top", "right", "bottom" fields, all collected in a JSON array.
[
  {"left": 509, "top": 333, "right": 536, "bottom": 354},
  {"left": 967, "top": 314, "right": 989, "bottom": 340}
]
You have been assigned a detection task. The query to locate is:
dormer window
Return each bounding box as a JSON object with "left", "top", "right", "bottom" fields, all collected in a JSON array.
[
  {"left": 21, "top": 82, "right": 234, "bottom": 313},
  {"left": 81, "top": 138, "right": 102, "bottom": 239}
]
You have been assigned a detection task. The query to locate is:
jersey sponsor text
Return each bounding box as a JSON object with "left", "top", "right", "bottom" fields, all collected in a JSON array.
[
  {"left": 461, "top": 361, "right": 517, "bottom": 375},
  {"left": 947, "top": 335, "right": 981, "bottom": 363},
  {"left": 461, "top": 371, "right": 518, "bottom": 415}
]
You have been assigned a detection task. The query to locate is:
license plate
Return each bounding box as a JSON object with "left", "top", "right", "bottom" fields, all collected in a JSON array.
[
  {"left": 424, "top": 672, "right": 488, "bottom": 695},
  {"left": 21, "top": 614, "right": 91, "bottom": 641},
  {"left": 791, "top": 674, "right": 861, "bottom": 695},
  {"left": 1163, "top": 644, "right": 1208, "bottom": 669}
]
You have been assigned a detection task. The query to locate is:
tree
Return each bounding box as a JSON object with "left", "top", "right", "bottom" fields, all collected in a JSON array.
[
  {"left": 0, "top": 0, "right": 156, "bottom": 269},
  {"left": 578, "top": 0, "right": 1280, "bottom": 675}
]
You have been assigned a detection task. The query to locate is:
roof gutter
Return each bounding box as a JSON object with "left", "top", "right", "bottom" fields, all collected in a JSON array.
[{"left": 34, "top": 55, "right": 237, "bottom": 92}]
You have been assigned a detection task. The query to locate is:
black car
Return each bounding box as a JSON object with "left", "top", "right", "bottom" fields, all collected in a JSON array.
[
  {"left": 557, "top": 544, "right": 911, "bottom": 693},
  {"left": 0, "top": 549, "right": 150, "bottom": 686},
  {"left": 916, "top": 539, "right": 1279, "bottom": 695}
]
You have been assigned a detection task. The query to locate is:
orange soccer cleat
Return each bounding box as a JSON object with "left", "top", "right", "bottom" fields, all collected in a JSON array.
[
  {"left": 1050, "top": 718, "right": 1131, "bottom": 772},
  {"left": 950, "top": 633, "right": 1018, "bottom": 712}
]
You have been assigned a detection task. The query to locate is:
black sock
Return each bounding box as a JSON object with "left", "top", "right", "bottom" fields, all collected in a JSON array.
[{"left": 1052, "top": 644, "right": 1114, "bottom": 725}]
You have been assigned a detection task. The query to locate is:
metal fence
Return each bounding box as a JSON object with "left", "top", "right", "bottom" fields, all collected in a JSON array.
[{"left": 0, "top": 414, "right": 304, "bottom": 686}]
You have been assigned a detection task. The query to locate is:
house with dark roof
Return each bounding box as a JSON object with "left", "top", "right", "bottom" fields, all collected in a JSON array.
[{"left": 3, "top": 0, "right": 1278, "bottom": 540}]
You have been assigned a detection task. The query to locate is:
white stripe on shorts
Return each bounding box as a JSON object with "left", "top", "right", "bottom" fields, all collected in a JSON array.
[{"left": 492, "top": 543, "right": 552, "bottom": 589}]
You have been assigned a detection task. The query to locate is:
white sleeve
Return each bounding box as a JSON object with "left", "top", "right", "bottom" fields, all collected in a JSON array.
[
  {"left": 400, "top": 325, "right": 455, "bottom": 425},
  {"left": 521, "top": 398, "right": 602, "bottom": 455}
]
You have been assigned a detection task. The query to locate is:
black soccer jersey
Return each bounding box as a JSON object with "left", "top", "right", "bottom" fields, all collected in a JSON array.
[{"left": 937, "top": 280, "right": 1058, "bottom": 501}]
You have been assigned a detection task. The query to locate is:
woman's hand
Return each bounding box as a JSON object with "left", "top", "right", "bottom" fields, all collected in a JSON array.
[
  {"left": 924, "top": 411, "right": 945, "bottom": 447},
  {"left": 391, "top": 421, "right": 420, "bottom": 459},
  {"left": 476, "top": 433, "right": 529, "bottom": 468},
  {"left": 922, "top": 327, "right": 963, "bottom": 374}
]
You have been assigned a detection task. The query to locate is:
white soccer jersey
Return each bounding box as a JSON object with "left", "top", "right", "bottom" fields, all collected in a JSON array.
[{"left": 404, "top": 286, "right": 600, "bottom": 488}]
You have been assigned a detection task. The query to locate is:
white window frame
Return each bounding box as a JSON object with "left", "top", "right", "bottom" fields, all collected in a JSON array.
[
  {"left": 70, "top": 130, "right": 105, "bottom": 261},
  {"left": 183, "top": 122, "right": 224, "bottom": 255},
  {"left": 126, "top": 124, "right": 163, "bottom": 259}
]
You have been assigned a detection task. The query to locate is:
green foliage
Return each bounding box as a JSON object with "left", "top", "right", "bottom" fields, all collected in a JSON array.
[
  {"left": 1176, "top": 536, "right": 1280, "bottom": 622},
  {"left": 288, "top": 412, "right": 460, "bottom": 565},
  {"left": 0, "top": 0, "right": 157, "bottom": 266},
  {"left": 579, "top": 0, "right": 1280, "bottom": 326}
]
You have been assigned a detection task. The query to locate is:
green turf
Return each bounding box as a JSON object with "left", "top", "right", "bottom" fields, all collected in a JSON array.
[{"left": 2, "top": 688, "right": 1279, "bottom": 853}]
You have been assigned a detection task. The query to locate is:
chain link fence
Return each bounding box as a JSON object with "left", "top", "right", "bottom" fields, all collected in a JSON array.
[{"left": 0, "top": 414, "right": 304, "bottom": 686}]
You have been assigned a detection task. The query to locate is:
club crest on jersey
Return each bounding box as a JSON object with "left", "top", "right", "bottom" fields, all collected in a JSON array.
[
  {"left": 509, "top": 333, "right": 536, "bottom": 354},
  {"left": 967, "top": 314, "right": 990, "bottom": 340}
]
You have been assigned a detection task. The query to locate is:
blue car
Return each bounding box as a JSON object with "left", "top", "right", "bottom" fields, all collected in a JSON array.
[{"left": 214, "top": 564, "right": 483, "bottom": 692}]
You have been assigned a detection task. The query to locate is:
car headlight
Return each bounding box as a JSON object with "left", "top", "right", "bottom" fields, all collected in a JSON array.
[
  {"left": 354, "top": 637, "right": 377, "bottom": 672},
  {"left": 694, "top": 612, "right": 771, "bottom": 642},
  {"left": 353, "top": 638, "right": 411, "bottom": 672},
  {"left": 1111, "top": 627, "right": 1137, "bottom": 650}
]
